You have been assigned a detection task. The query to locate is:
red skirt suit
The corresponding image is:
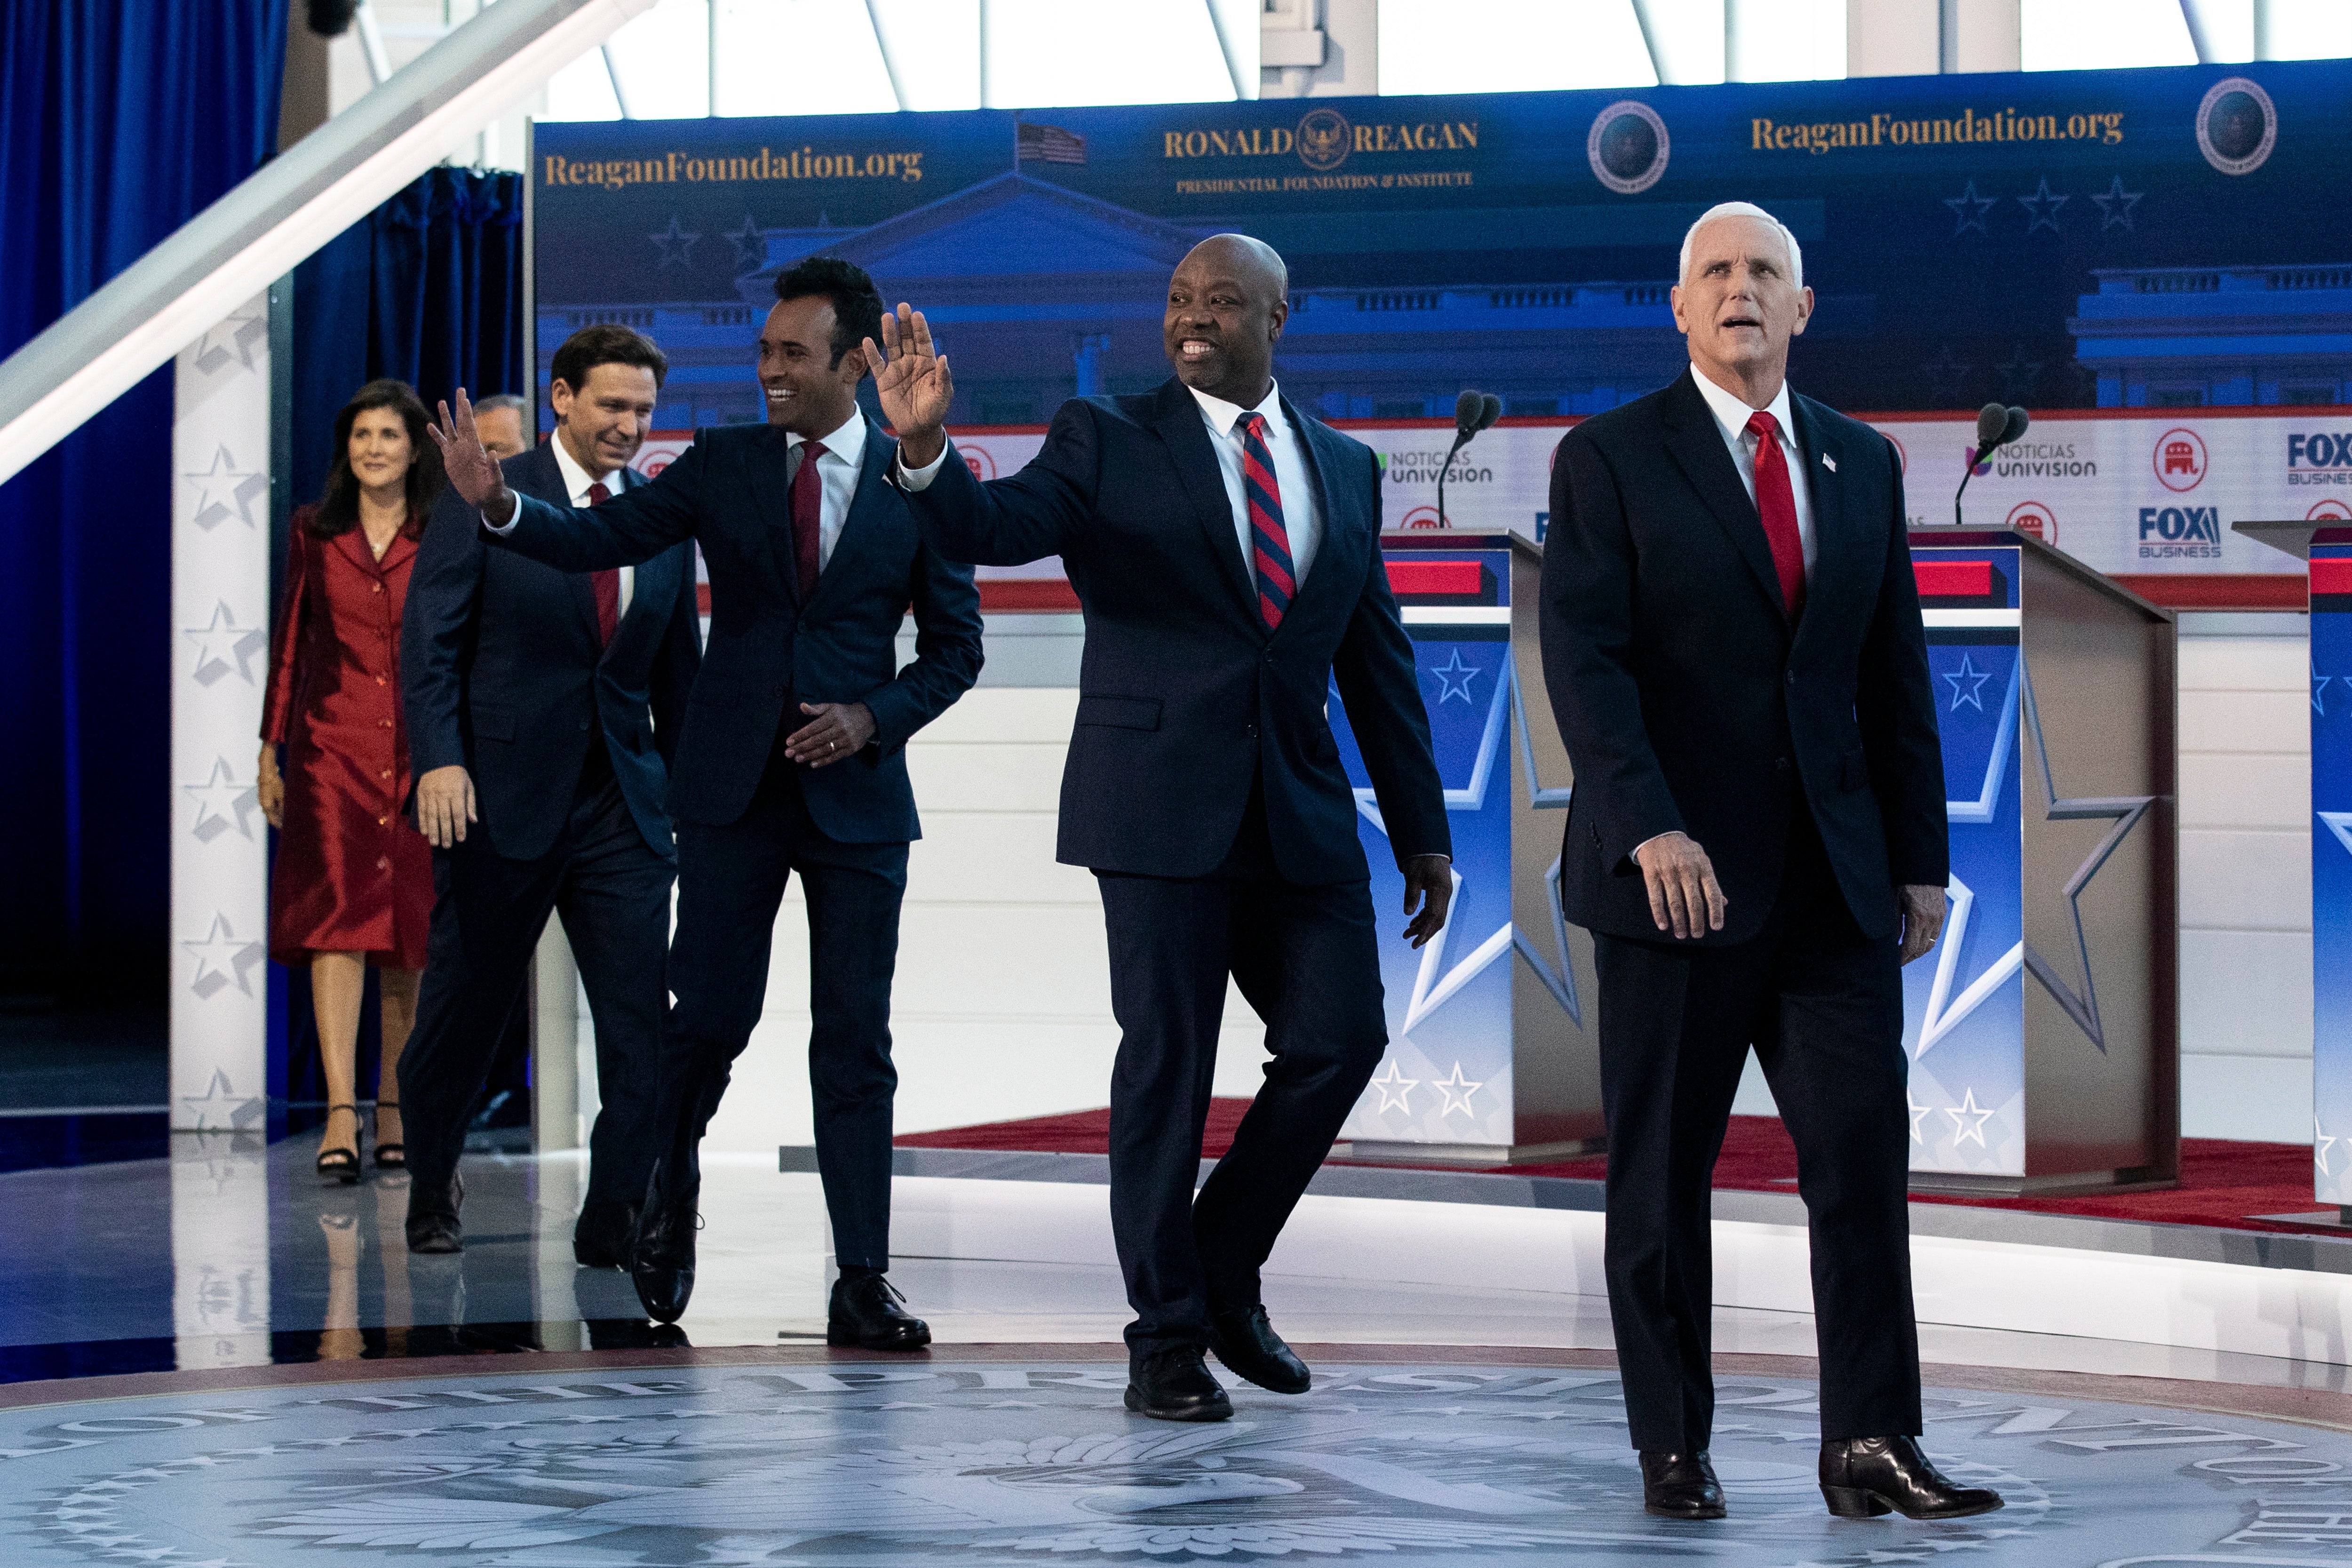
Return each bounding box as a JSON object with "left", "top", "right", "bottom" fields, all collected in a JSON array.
[{"left": 261, "top": 506, "right": 434, "bottom": 968}]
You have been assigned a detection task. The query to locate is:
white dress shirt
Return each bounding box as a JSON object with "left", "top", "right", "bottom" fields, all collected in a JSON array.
[
  {"left": 788, "top": 407, "right": 867, "bottom": 573},
  {"left": 546, "top": 432, "right": 633, "bottom": 617},
  {"left": 1688, "top": 368, "right": 1818, "bottom": 575},
  {"left": 894, "top": 381, "right": 1324, "bottom": 589}
]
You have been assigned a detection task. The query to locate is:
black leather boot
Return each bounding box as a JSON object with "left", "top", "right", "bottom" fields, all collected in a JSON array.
[
  {"left": 629, "top": 1167, "right": 698, "bottom": 1325},
  {"left": 1123, "top": 1347, "right": 1233, "bottom": 1422},
  {"left": 1639, "top": 1450, "right": 1726, "bottom": 1520},
  {"left": 572, "top": 1199, "right": 641, "bottom": 1270},
  {"left": 1207, "top": 1304, "right": 1311, "bottom": 1393},
  {"left": 1819, "top": 1435, "right": 2004, "bottom": 1520},
  {"left": 404, "top": 1172, "right": 464, "bottom": 1254},
  {"left": 827, "top": 1273, "right": 932, "bottom": 1351}
]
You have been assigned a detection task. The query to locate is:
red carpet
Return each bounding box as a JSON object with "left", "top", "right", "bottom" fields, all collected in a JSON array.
[{"left": 899, "top": 1101, "right": 2346, "bottom": 1240}]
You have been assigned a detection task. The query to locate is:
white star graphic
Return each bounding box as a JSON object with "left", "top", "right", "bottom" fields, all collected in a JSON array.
[
  {"left": 2017, "top": 176, "right": 2068, "bottom": 234},
  {"left": 183, "top": 913, "right": 266, "bottom": 999},
  {"left": 179, "top": 1067, "right": 263, "bottom": 1131},
  {"left": 189, "top": 306, "right": 266, "bottom": 377},
  {"left": 648, "top": 215, "right": 700, "bottom": 268},
  {"left": 1907, "top": 1093, "right": 1933, "bottom": 1143},
  {"left": 183, "top": 601, "right": 268, "bottom": 687},
  {"left": 1431, "top": 1062, "right": 1483, "bottom": 1117},
  {"left": 2088, "top": 174, "right": 2143, "bottom": 231},
  {"left": 1366, "top": 1060, "right": 1417, "bottom": 1114},
  {"left": 1945, "top": 1088, "right": 1997, "bottom": 1148},
  {"left": 1943, "top": 180, "right": 1997, "bottom": 236},
  {"left": 183, "top": 757, "right": 260, "bottom": 843},
  {"left": 2316, "top": 671, "right": 2334, "bottom": 715},
  {"left": 1429, "top": 647, "right": 1483, "bottom": 704},
  {"left": 1941, "top": 652, "right": 1992, "bottom": 712},
  {"left": 2317, "top": 1114, "right": 2339, "bottom": 1178},
  {"left": 182, "top": 444, "right": 269, "bottom": 531}
]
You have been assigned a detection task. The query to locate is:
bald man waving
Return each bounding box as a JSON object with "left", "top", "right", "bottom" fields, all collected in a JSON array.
[{"left": 871, "top": 235, "right": 1453, "bottom": 1423}]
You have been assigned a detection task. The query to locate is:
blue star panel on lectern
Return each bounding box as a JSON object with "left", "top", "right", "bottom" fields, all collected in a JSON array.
[
  {"left": 1329, "top": 549, "right": 1522, "bottom": 1147},
  {"left": 2313, "top": 543, "right": 2352, "bottom": 1205},
  {"left": 1907, "top": 547, "right": 2027, "bottom": 1176}
]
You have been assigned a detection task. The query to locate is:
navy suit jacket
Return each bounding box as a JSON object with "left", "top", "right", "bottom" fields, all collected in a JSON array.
[
  {"left": 486, "top": 418, "right": 982, "bottom": 842},
  {"left": 900, "top": 377, "right": 1448, "bottom": 885},
  {"left": 403, "top": 443, "right": 699, "bottom": 862},
  {"left": 1538, "top": 368, "right": 1947, "bottom": 946}
]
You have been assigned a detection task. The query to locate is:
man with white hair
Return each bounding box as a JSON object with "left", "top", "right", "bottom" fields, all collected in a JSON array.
[{"left": 1539, "top": 203, "right": 1999, "bottom": 1523}]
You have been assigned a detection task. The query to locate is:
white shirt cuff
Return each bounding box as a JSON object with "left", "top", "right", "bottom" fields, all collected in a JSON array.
[
  {"left": 894, "top": 444, "right": 951, "bottom": 492},
  {"left": 480, "top": 499, "right": 519, "bottom": 535}
]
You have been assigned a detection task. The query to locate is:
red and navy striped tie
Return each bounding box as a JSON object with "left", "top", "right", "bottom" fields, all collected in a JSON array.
[{"left": 1239, "top": 412, "right": 1293, "bottom": 629}]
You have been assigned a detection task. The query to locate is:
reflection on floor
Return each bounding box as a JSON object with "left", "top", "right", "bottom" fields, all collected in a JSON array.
[{"left": 4, "top": 1132, "right": 2350, "bottom": 1400}]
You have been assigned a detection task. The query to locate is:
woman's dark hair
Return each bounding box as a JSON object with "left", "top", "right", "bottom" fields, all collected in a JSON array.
[
  {"left": 776, "top": 256, "right": 888, "bottom": 370},
  {"left": 310, "top": 379, "right": 444, "bottom": 539},
  {"left": 549, "top": 323, "right": 668, "bottom": 397}
]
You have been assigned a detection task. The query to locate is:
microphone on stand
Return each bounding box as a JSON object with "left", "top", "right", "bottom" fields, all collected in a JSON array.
[
  {"left": 1438, "top": 390, "right": 1502, "bottom": 526},
  {"left": 1953, "top": 403, "right": 2029, "bottom": 525}
]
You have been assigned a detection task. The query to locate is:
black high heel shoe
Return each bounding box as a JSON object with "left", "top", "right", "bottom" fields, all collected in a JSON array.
[
  {"left": 316, "top": 1104, "right": 363, "bottom": 1185},
  {"left": 373, "top": 1100, "right": 405, "bottom": 1170}
]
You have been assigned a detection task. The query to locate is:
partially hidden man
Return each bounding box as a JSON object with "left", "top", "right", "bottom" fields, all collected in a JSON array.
[
  {"left": 867, "top": 233, "right": 1452, "bottom": 1423},
  {"left": 399, "top": 325, "right": 699, "bottom": 1262},
  {"left": 429, "top": 258, "right": 983, "bottom": 1349},
  {"left": 1540, "top": 201, "right": 2002, "bottom": 1523}
]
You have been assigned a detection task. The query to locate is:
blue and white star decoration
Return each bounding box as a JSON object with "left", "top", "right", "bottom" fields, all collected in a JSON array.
[
  {"left": 724, "top": 211, "right": 766, "bottom": 271},
  {"left": 2016, "top": 176, "right": 2068, "bottom": 234},
  {"left": 178, "top": 1067, "right": 264, "bottom": 1133},
  {"left": 1942, "top": 653, "right": 1993, "bottom": 713},
  {"left": 1944, "top": 180, "right": 1997, "bottom": 236},
  {"left": 182, "top": 444, "right": 269, "bottom": 532},
  {"left": 648, "top": 215, "right": 700, "bottom": 268},
  {"left": 2089, "top": 174, "right": 2144, "bottom": 231},
  {"left": 1339, "top": 636, "right": 1583, "bottom": 1144}
]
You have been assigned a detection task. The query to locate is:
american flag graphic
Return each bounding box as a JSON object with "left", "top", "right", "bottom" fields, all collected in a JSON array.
[{"left": 1017, "top": 122, "right": 1086, "bottom": 165}]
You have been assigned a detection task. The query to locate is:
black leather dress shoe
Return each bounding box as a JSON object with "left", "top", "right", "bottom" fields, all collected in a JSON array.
[
  {"left": 1820, "top": 1435, "right": 2003, "bottom": 1520},
  {"left": 1124, "top": 1347, "right": 1233, "bottom": 1423},
  {"left": 827, "top": 1274, "right": 932, "bottom": 1351},
  {"left": 630, "top": 1195, "right": 698, "bottom": 1325},
  {"left": 1207, "top": 1305, "right": 1311, "bottom": 1394},
  {"left": 1639, "top": 1450, "right": 1726, "bottom": 1520},
  {"left": 404, "top": 1173, "right": 464, "bottom": 1255},
  {"left": 573, "top": 1200, "right": 641, "bottom": 1270}
]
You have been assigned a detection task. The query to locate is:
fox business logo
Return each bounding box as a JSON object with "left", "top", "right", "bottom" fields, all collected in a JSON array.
[
  {"left": 2138, "top": 503, "right": 2222, "bottom": 559},
  {"left": 2288, "top": 430, "right": 2352, "bottom": 489}
]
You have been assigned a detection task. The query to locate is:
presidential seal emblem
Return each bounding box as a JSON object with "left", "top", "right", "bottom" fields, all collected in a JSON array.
[
  {"left": 2197, "top": 74, "right": 2277, "bottom": 176},
  {"left": 1297, "top": 108, "right": 1352, "bottom": 172},
  {"left": 1588, "top": 100, "right": 1669, "bottom": 195}
]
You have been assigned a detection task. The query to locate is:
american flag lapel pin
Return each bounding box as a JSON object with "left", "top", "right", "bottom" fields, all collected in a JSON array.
[{"left": 1822, "top": 452, "right": 1836, "bottom": 472}]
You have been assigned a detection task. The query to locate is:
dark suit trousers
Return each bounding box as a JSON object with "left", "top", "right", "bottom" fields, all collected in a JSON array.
[
  {"left": 1094, "top": 785, "right": 1389, "bottom": 1362},
  {"left": 401, "top": 763, "right": 675, "bottom": 1208},
  {"left": 1592, "top": 812, "right": 1919, "bottom": 1452},
  {"left": 660, "top": 740, "right": 909, "bottom": 1270}
]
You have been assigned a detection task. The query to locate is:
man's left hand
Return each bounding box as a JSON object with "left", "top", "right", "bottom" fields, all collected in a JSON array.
[
  {"left": 784, "top": 702, "right": 877, "bottom": 768},
  {"left": 1897, "top": 883, "right": 1947, "bottom": 965},
  {"left": 1402, "top": 854, "right": 1454, "bottom": 948}
]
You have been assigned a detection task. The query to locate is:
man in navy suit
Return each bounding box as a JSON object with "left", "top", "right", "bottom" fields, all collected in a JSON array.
[
  {"left": 399, "top": 324, "right": 700, "bottom": 1261},
  {"left": 1541, "top": 203, "right": 1999, "bottom": 1522},
  {"left": 867, "top": 234, "right": 1452, "bottom": 1422},
  {"left": 429, "top": 259, "right": 982, "bottom": 1348}
]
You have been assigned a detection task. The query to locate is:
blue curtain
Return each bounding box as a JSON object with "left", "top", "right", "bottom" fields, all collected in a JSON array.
[
  {"left": 0, "top": 2, "right": 287, "bottom": 996},
  {"left": 291, "top": 168, "right": 529, "bottom": 508}
]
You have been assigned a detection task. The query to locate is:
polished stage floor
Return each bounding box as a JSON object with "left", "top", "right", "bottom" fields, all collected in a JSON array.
[{"left": 4, "top": 1129, "right": 2352, "bottom": 1564}]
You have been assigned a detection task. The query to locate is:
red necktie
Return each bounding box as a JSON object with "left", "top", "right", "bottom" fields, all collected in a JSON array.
[
  {"left": 586, "top": 481, "right": 619, "bottom": 646},
  {"left": 1744, "top": 410, "right": 1806, "bottom": 621},
  {"left": 790, "top": 440, "right": 826, "bottom": 601},
  {"left": 1238, "top": 413, "right": 1293, "bottom": 629}
]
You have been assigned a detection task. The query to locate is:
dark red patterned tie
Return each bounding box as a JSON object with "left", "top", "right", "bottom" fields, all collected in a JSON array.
[
  {"left": 1238, "top": 413, "right": 1293, "bottom": 629},
  {"left": 790, "top": 440, "right": 826, "bottom": 600},
  {"left": 587, "top": 480, "right": 619, "bottom": 646},
  {"left": 1745, "top": 410, "right": 1805, "bottom": 621}
]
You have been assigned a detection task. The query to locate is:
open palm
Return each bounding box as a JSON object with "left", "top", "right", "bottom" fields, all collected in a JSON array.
[{"left": 864, "top": 303, "right": 954, "bottom": 455}]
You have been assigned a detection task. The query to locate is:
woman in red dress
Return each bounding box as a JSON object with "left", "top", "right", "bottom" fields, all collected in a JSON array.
[{"left": 258, "top": 380, "right": 442, "bottom": 1181}]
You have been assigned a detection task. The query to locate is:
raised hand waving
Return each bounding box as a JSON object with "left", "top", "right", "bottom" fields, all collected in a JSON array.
[{"left": 863, "top": 303, "right": 955, "bottom": 467}]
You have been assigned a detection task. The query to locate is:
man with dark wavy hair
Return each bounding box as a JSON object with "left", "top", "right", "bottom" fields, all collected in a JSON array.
[{"left": 429, "top": 257, "right": 982, "bottom": 1346}]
